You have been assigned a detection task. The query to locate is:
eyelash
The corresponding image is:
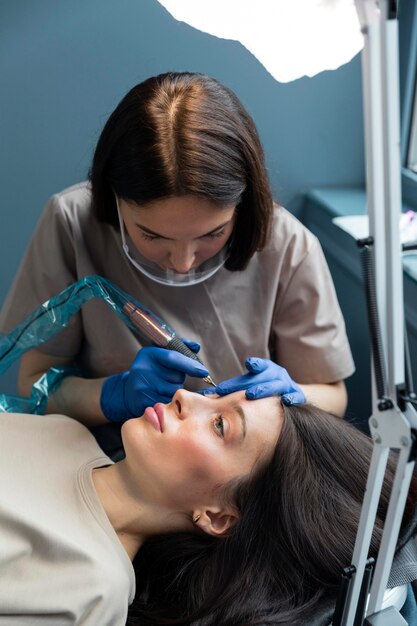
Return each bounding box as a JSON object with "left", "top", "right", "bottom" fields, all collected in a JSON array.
[
  {"left": 213, "top": 415, "right": 225, "bottom": 438},
  {"left": 204, "top": 229, "right": 226, "bottom": 239},
  {"left": 140, "top": 232, "right": 160, "bottom": 241},
  {"left": 139, "top": 229, "right": 226, "bottom": 242}
]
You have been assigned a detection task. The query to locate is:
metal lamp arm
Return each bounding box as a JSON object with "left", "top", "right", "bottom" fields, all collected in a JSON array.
[{"left": 335, "top": 2, "right": 417, "bottom": 625}]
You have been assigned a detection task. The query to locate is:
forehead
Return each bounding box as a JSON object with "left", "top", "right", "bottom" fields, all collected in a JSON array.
[
  {"left": 121, "top": 195, "right": 235, "bottom": 231},
  {"left": 216, "top": 390, "right": 279, "bottom": 410}
]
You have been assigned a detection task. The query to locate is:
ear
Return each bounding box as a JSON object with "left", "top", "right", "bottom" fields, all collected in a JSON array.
[{"left": 193, "top": 507, "right": 239, "bottom": 537}]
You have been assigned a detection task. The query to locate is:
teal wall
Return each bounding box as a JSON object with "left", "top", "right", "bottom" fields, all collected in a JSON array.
[{"left": 0, "top": 0, "right": 365, "bottom": 393}]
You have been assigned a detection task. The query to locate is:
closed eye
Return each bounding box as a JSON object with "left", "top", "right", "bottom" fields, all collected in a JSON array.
[
  {"left": 202, "top": 228, "right": 226, "bottom": 240},
  {"left": 140, "top": 231, "right": 160, "bottom": 241}
]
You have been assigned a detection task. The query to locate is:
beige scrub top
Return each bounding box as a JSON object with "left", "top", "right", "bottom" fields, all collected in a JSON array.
[{"left": 0, "top": 182, "right": 355, "bottom": 390}]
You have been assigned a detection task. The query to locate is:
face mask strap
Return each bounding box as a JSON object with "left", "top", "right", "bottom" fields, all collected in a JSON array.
[{"left": 115, "top": 194, "right": 131, "bottom": 255}]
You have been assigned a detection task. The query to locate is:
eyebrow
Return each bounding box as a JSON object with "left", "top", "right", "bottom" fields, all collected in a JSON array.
[
  {"left": 135, "top": 221, "right": 231, "bottom": 240},
  {"left": 233, "top": 404, "right": 247, "bottom": 440}
]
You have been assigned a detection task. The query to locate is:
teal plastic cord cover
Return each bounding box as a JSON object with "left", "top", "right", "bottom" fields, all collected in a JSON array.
[{"left": 0, "top": 275, "right": 176, "bottom": 413}]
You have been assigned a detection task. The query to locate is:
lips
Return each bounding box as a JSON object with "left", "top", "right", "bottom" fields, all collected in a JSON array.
[{"left": 144, "top": 403, "right": 165, "bottom": 432}]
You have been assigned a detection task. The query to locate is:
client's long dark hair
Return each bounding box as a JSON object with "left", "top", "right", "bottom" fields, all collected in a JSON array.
[{"left": 126, "top": 403, "right": 417, "bottom": 625}]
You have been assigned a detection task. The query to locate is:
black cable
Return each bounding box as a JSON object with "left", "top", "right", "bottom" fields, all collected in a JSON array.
[
  {"left": 358, "top": 239, "right": 389, "bottom": 403},
  {"left": 404, "top": 316, "right": 415, "bottom": 397}
]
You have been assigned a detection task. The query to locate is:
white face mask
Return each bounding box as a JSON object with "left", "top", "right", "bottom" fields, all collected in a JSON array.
[{"left": 115, "top": 196, "right": 229, "bottom": 287}]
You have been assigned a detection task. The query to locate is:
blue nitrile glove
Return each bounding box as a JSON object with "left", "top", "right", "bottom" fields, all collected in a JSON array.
[
  {"left": 100, "top": 343, "right": 208, "bottom": 422},
  {"left": 204, "top": 357, "right": 306, "bottom": 406}
]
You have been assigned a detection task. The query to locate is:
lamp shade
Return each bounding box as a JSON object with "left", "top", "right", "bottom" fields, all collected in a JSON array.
[{"left": 157, "top": 0, "right": 363, "bottom": 82}]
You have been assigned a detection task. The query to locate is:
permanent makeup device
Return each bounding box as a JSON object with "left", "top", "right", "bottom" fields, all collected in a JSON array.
[
  {"left": 123, "top": 301, "right": 216, "bottom": 387},
  {"left": 0, "top": 275, "right": 217, "bottom": 413}
]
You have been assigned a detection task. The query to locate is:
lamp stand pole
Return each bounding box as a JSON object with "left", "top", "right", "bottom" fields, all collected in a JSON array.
[{"left": 339, "top": 2, "right": 417, "bottom": 624}]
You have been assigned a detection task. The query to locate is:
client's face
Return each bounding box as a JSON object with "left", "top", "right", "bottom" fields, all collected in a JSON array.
[{"left": 122, "top": 389, "right": 283, "bottom": 511}]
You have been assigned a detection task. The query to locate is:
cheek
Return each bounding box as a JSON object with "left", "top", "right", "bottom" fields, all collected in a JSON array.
[
  {"left": 196, "top": 242, "right": 222, "bottom": 261},
  {"left": 124, "top": 421, "right": 226, "bottom": 491},
  {"left": 130, "top": 235, "right": 165, "bottom": 262},
  {"left": 123, "top": 219, "right": 164, "bottom": 261},
  {"left": 173, "top": 434, "right": 224, "bottom": 485},
  {"left": 197, "top": 233, "right": 231, "bottom": 257}
]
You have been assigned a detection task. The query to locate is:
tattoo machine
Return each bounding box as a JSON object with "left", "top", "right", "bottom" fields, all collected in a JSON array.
[{"left": 122, "top": 301, "right": 216, "bottom": 386}]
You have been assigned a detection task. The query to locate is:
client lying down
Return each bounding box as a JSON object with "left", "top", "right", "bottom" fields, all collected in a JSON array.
[{"left": 0, "top": 364, "right": 416, "bottom": 625}]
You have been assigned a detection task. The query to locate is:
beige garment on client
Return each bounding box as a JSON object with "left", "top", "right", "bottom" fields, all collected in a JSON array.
[{"left": 0, "top": 413, "right": 135, "bottom": 625}]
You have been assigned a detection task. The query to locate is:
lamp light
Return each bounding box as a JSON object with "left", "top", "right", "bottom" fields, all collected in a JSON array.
[{"left": 156, "top": 0, "right": 363, "bottom": 82}]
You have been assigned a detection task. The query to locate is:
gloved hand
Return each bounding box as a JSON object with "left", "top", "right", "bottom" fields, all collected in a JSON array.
[
  {"left": 204, "top": 357, "right": 306, "bottom": 406},
  {"left": 100, "top": 342, "right": 208, "bottom": 422}
]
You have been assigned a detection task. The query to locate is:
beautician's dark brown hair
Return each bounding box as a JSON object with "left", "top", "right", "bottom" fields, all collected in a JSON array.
[
  {"left": 126, "top": 403, "right": 417, "bottom": 625},
  {"left": 89, "top": 72, "right": 273, "bottom": 271}
]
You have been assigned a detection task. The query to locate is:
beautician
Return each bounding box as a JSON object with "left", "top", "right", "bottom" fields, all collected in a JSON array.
[{"left": 0, "top": 72, "right": 354, "bottom": 444}]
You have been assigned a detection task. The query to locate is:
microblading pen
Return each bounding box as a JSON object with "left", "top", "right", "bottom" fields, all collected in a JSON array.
[{"left": 122, "top": 302, "right": 216, "bottom": 387}]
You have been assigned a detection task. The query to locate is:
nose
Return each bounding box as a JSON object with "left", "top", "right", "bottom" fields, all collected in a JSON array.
[
  {"left": 172, "top": 388, "right": 202, "bottom": 420},
  {"left": 169, "top": 243, "right": 196, "bottom": 273}
]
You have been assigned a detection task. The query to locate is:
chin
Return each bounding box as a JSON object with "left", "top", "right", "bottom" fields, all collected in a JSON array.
[{"left": 120, "top": 415, "right": 143, "bottom": 438}]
